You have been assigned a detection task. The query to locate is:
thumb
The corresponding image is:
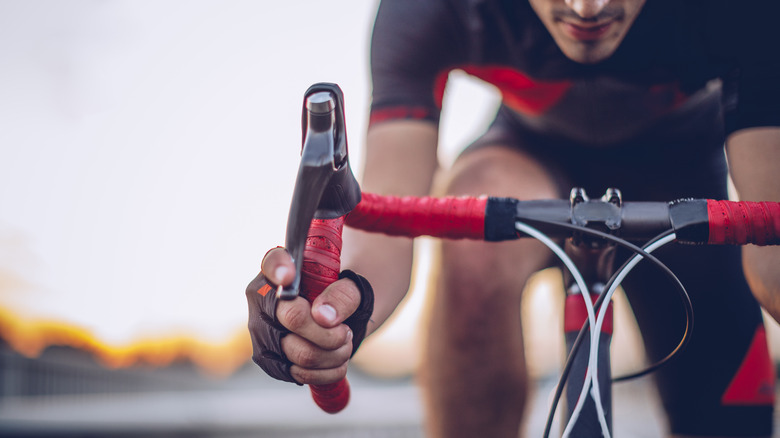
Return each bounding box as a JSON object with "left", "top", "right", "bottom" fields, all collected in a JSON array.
[
  {"left": 311, "top": 277, "right": 362, "bottom": 328},
  {"left": 261, "top": 247, "right": 295, "bottom": 286}
]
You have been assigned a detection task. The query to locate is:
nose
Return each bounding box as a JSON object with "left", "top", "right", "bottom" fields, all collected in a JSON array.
[{"left": 564, "top": 0, "right": 611, "bottom": 19}]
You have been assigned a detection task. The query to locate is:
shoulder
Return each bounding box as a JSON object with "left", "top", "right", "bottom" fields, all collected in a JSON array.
[
  {"left": 371, "top": 0, "right": 468, "bottom": 56},
  {"left": 369, "top": 0, "right": 472, "bottom": 122},
  {"left": 689, "top": 0, "right": 779, "bottom": 64},
  {"left": 704, "top": 0, "right": 780, "bottom": 132},
  {"left": 371, "top": 0, "right": 472, "bottom": 79},
  {"left": 372, "top": 0, "right": 467, "bottom": 39}
]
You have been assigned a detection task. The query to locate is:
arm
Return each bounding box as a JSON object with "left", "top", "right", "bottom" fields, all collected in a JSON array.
[
  {"left": 726, "top": 127, "right": 780, "bottom": 322},
  {"left": 249, "top": 0, "right": 459, "bottom": 386},
  {"left": 342, "top": 120, "right": 440, "bottom": 335},
  {"left": 340, "top": 0, "right": 462, "bottom": 334}
]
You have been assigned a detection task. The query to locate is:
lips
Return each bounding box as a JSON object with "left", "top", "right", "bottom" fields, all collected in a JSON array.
[{"left": 560, "top": 20, "right": 614, "bottom": 41}]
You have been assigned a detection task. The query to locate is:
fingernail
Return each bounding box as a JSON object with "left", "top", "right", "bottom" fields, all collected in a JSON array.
[
  {"left": 274, "top": 266, "right": 289, "bottom": 283},
  {"left": 347, "top": 329, "right": 353, "bottom": 341},
  {"left": 318, "top": 304, "right": 337, "bottom": 323}
]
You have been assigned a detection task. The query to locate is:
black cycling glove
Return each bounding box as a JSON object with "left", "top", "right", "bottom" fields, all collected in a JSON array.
[{"left": 246, "top": 267, "right": 374, "bottom": 384}]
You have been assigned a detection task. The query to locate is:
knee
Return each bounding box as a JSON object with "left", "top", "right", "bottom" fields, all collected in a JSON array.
[
  {"left": 431, "top": 146, "right": 559, "bottom": 326},
  {"left": 439, "top": 145, "right": 560, "bottom": 200}
]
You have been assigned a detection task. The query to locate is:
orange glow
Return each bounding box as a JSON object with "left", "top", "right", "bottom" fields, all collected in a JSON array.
[{"left": 0, "top": 305, "right": 252, "bottom": 377}]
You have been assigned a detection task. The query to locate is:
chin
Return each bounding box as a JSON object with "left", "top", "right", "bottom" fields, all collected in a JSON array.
[{"left": 560, "top": 42, "right": 618, "bottom": 64}]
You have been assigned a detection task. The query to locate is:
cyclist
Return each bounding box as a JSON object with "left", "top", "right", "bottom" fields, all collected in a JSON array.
[{"left": 248, "top": 0, "right": 780, "bottom": 436}]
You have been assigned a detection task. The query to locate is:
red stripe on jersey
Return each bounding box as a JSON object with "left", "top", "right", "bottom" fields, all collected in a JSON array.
[
  {"left": 461, "top": 66, "right": 572, "bottom": 116},
  {"left": 433, "top": 66, "right": 571, "bottom": 116}
]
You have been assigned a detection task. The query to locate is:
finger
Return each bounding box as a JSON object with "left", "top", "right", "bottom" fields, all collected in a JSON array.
[
  {"left": 261, "top": 247, "right": 295, "bottom": 286},
  {"left": 276, "top": 297, "right": 352, "bottom": 350},
  {"left": 289, "top": 362, "right": 350, "bottom": 386},
  {"left": 310, "top": 277, "right": 362, "bottom": 328},
  {"left": 281, "top": 332, "right": 353, "bottom": 369}
]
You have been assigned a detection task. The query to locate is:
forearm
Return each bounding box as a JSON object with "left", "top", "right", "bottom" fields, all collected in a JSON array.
[
  {"left": 742, "top": 247, "right": 780, "bottom": 322},
  {"left": 342, "top": 120, "right": 439, "bottom": 335},
  {"left": 342, "top": 228, "right": 415, "bottom": 335},
  {"left": 727, "top": 127, "right": 780, "bottom": 320}
]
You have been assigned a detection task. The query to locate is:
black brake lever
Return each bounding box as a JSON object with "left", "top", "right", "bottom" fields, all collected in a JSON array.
[{"left": 280, "top": 83, "right": 361, "bottom": 300}]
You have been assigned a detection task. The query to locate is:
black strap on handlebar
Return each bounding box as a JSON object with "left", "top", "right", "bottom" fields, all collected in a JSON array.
[
  {"left": 485, "top": 197, "right": 520, "bottom": 241},
  {"left": 669, "top": 199, "right": 709, "bottom": 244}
]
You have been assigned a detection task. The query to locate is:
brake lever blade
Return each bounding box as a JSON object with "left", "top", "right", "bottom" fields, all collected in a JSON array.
[
  {"left": 279, "top": 83, "right": 360, "bottom": 414},
  {"left": 280, "top": 118, "right": 335, "bottom": 300},
  {"left": 281, "top": 83, "right": 359, "bottom": 301}
]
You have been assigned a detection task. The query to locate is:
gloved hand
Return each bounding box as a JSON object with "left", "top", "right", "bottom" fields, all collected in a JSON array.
[{"left": 246, "top": 247, "right": 374, "bottom": 385}]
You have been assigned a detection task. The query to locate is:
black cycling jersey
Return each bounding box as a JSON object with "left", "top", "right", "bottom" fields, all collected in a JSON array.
[{"left": 369, "top": 0, "right": 780, "bottom": 145}]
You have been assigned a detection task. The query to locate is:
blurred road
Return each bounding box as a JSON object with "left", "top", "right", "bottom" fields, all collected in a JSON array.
[
  {"left": 0, "top": 340, "right": 777, "bottom": 437},
  {"left": 3, "top": 368, "right": 771, "bottom": 437}
]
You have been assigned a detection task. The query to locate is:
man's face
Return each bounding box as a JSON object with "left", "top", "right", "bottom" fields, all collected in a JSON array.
[{"left": 528, "top": 0, "right": 646, "bottom": 64}]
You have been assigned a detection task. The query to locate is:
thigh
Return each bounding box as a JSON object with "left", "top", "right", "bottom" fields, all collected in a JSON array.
[
  {"left": 622, "top": 244, "right": 773, "bottom": 436},
  {"left": 615, "top": 153, "right": 774, "bottom": 436},
  {"left": 426, "top": 120, "right": 566, "bottom": 344}
]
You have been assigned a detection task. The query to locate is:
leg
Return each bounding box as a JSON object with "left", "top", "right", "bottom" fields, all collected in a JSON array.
[{"left": 419, "top": 145, "right": 560, "bottom": 438}]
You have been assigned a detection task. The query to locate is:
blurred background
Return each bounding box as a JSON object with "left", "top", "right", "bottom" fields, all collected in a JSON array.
[{"left": 0, "top": 1, "right": 777, "bottom": 437}]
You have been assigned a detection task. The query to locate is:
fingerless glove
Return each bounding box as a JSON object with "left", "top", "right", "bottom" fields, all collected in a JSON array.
[{"left": 245, "top": 269, "right": 374, "bottom": 384}]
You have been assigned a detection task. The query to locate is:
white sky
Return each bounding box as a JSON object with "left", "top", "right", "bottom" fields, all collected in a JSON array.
[{"left": 0, "top": 0, "right": 499, "bottom": 346}]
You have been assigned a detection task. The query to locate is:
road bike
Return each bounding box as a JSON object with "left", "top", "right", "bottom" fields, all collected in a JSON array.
[{"left": 275, "top": 82, "right": 780, "bottom": 437}]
